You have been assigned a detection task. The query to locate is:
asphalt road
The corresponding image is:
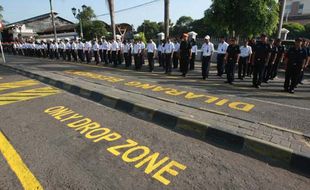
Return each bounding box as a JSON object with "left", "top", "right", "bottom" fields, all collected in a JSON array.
[
  {"left": 4, "top": 55, "right": 310, "bottom": 133},
  {"left": 0, "top": 65, "right": 309, "bottom": 189}
]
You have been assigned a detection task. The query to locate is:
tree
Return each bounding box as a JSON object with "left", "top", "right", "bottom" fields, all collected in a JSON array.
[
  {"left": 171, "top": 16, "right": 194, "bottom": 37},
  {"left": 283, "top": 22, "right": 305, "bottom": 39},
  {"left": 76, "top": 6, "right": 107, "bottom": 40},
  {"left": 304, "top": 23, "right": 310, "bottom": 38},
  {"left": 205, "top": 0, "right": 279, "bottom": 37},
  {"left": 137, "top": 20, "right": 160, "bottom": 40}
]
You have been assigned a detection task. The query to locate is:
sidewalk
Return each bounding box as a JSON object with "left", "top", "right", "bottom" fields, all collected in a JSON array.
[{"left": 1, "top": 55, "right": 310, "bottom": 175}]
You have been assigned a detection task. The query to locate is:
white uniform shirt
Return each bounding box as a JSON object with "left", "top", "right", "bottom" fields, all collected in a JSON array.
[
  {"left": 174, "top": 42, "right": 180, "bottom": 52},
  {"left": 123, "top": 43, "right": 132, "bottom": 53},
  {"left": 111, "top": 41, "right": 119, "bottom": 51},
  {"left": 71, "top": 42, "right": 77, "bottom": 50},
  {"left": 217, "top": 42, "right": 229, "bottom": 54},
  {"left": 102, "top": 41, "right": 109, "bottom": 50},
  {"left": 107, "top": 42, "right": 112, "bottom": 51},
  {"left": 147, "top": 42, "right": 157, "bottom": 53},
  {"left": 140, "top": 42, "right": 145, "bottom": 51},
  {"left": 65, "top": 42, "right": 71, "bottom": 50},
  {"left": 201, "top": 42, "right": 215, "bottom": 56},
  {"left": 191, "top": 45, "right": 198, "bottom": 55},
  {"left": 77, "top": 42, "right": 84, "bottom": 50},
  {"left": 59, "top": 42, "right": 65, "bottom": 50},
  {"left": 84, "top": 42, "right": 92, "bottom": 51},
  {"left": 164, "top": 42, "right": 175, "bottom": 54},
  {"left": 240, "top": 45, "right": 252, "bottom": 57},
  {"left": 158, "top": 44, "right": 164, "bottom": 53},
  {"left": 118, "top": 42, "right": 124, "bottom": 52},
  {"left": 132, "top": 43, "right": 140, "bottom": 54},
  {"left": 92, "top": 43, "right": 99, "bottom": 51}
]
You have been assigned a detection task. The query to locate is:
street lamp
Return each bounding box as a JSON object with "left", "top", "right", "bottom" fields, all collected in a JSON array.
[{"left": 71, "top": 5, "right": 86, "bottom": 39}]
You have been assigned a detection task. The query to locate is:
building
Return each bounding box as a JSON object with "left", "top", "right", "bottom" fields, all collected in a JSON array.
[
  {"left": 3, "top": 12, "right": 77, "bottom": 41},
  {"left": 285, "top": 0, "right": 310, "bottom": 24}
]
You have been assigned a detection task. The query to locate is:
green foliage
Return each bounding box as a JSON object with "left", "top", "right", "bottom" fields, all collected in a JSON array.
[
  {"left": 205, "top": 0, "right": 279, "bottom": 37},
  {"left": 137, "top": 20, "right": 160, "bottom": 40},
  {"left": 134, "top": 32, "right": 147, "bottom": 44},
  {"left": 283, "top": 22, "right": 306, "bottom": 39},
  {"left": 79, "top": 6, "right": 96, "bottom": 22},
  {"left": 76, "top": 20, "right": 108, "bottom": 41},
  {"left": 171, "top": 16, "right": 194, "bottom": 37},
  {"left": 304, "top": 23, "right": 310, "bottom": 38}
]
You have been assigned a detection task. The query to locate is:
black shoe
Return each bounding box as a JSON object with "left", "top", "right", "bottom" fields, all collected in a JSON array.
[
  {"left": 289, "top": 89, "right": 295, "bottom": 94},
  {"left": 229, "top": 82, "right": 234, "bottom": 85},
  {"left": 283, "top": 88, "right": 289, "bottom": 92},
  {"left": 224, "top": 81, "right": 229, "bottom": 83},
  {"left": 202, "top": 77, "right": 206, "bottom": 80},
  {"left": 255, "top": 85, "right": 260, "bottom": 89}
]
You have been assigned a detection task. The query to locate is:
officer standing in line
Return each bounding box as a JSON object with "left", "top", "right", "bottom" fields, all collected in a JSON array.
[
  {"left": 58, "top": 39, "right": 65, "bottom": 60},
  {"left": 173, "top": 39, "right": 180, "bottom": 69},
  {"left": 201, "top": 35, "right": 214, "bottom": 80},
  {"left": 224, "top": 38, "right": 240, "bottom": 85},
  {"left": 157, "top": 40, "right": 164, "bottom": 68},
  {"left": 111, "top": 39, "right": 119, "bottom": 67},
  {"left": 117, "top": 38, "right": 124, "bottom": 65},
  {"left": 84, "top": 40, "right": 92, "bottom": 64},
  {"left": 190, "top": 38, "right": 198, "bottom": 70},
  {"left": 123, "top": 40, "right": 132, "bottom": 68},
  {"left": 107, "top": 40, "right": 112, "bottom": 64},
  {"left": 247, "top": 38, "right": 256, "bottom": 77},
  {"left": 270, "top": 39, "right": 285, "bottom": 80},
  {"left": 49, "top": 41, "right": 55, "bottom": 59},
  {"left": 132, "top": 39, "right": 141, "bottom": 70},
  {"left": 238, "top": 39, "right": 252, "bottom": 80},
  {"left": 164, "top": 37, "right": 175, "bottom": 75},
  {"left": 71, "top": 39, "right": 78, "bottom": 62},
  {"left": 284, "top": 38, "right": 307, "bottom": 93},
  {"left": 298, "top": 39, "right": 309, "bottom": 85},
  {"left": 263, "top": 39, "right": 278, "bottom": 83},
  {"left": 217, "top": 36, "right": 229, "bottom": 77},
  {"left": 146, "top": 39, "right": 157, "bottom": 72},
  {"left": 77, "top": 39, "right": 85, "bottom": 62},
  {"left": 65, "top": 39, "right": 72, "bottom": 61},
  {"left": 99, "top": 39, "right": 104, "bottom": 63},
  {"left": 54, "top": 40, "right": 59, "bottom": 59},
  {"left": 139, "top": 39, "right": 146, "bottom": 66},
  {"left": 251, "top": 34, "right": 271, "bottom": 88},
  {"left": 179, "top": 33, "right": 192, "bottom": 77},
  {"left": 92, "top": 39, "right": 100, "bottom": 65},
  {"left": 102, "top": 38, "right": 109, "bottom": 64}
]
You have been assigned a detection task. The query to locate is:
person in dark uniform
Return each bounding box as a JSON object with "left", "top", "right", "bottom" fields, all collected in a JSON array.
[
  {"left": 179, "top": 33, "right": 192, "bottom": 77},
  {"left": 263, "top": 39, "right": 278, "bottom": 83},
  {"left": 298, "top": 39, "right": 309, "bottom": 85},
  {"left": 270, "top": 39, "right": 285, "bottom": 80},
  {"left": 251, "top": 34, "right": 271, "bottom": 88},
  {"left": 247, "top": 38, "right": 256, "bottom": 77},
  {"left": 284, "top": 38, "right": 307, "bottom": 93},
  {"left": 224, "top": 38, "right": 240, "bottom": 84}
]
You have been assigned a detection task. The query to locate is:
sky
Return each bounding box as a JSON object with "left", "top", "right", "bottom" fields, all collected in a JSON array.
[{"left": 1, "top": 0, "right": 211, "bottom": 28}]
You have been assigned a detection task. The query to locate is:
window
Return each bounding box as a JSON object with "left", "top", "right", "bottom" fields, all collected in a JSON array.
[
  {"left": 285, "top": 4, "right": 291, "bottom": 14},
  {"left": 298, "top": 4, "right": 304, "bottom": 14}
]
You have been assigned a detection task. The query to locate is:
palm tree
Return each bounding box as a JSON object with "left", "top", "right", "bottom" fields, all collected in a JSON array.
[{"left": 106, "top": 0, "right": 116, "bottom": 40}]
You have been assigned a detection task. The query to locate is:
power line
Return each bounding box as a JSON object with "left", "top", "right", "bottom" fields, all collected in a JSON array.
[{"left": 96, "top": 0, "right": 162, "bottom": 17}]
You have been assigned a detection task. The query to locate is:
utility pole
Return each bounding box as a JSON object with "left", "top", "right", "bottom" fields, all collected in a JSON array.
[
  {"left": 164, "top": 0, "right": 169, "bottom": 39},
  {"left": 277, "top": 0, "right": 286, "bottom": 39},
  {"left": 49, "top": 0, "right": 57, "bottom": 41},
  {"left": 107, "top": 0, "right": 116, "bottom": 40}
]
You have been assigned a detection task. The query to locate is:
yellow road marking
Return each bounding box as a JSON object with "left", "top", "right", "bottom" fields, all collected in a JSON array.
[
  {"left": 0, "top": 87, "right": 61, "bottom": 106},
  {"left": 0, "top": 131, "right": 43, "bottom": 189},
  {"left": 0, "top": 80, "right": 39, "bottom": 91}
]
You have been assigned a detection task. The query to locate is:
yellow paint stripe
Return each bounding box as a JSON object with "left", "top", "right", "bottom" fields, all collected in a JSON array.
[
  {"left": 0, "top": 87, "right": 61, "bottom": 106},
  {"left": 0, "top": 131, "right": 43, "bottom": 190},
  {"left": 0, "top": 80, "right": 39, "bottom": 91}
]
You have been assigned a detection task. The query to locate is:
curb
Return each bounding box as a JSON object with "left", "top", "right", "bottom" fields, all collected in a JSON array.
[{"left": 2, "top": 63, "right": 310, "bottom": 176}]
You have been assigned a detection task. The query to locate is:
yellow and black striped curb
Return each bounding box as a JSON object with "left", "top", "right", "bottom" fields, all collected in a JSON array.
[{"left": 2, "top": 63, "right": 310, "bottom": 176}]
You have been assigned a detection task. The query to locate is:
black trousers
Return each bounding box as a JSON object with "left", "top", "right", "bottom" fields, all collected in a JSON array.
[
  {"left": 217, "top": 54, "right": 225, "bottom": 76},
  {"left": 165, "top": 53, "right": 172, "bottom": 73},
  {"left": 202, "top": 56, "right": 211, "bottom": 78},
  {"left": 112, "top": 51, "right": 117, "bottom": 66},
  {"left": 271, "top": 59, "right": 281, "bottom": 79},
  {"left": 147, "top": 53, "right": 154, "bottom": 71},
  {"left": 117, "top": 51, "right": 123, "bottom": 65},
  {"left": 247, "top": 62, "right": 253, "bottom": 77},
  {"left": 190, "top": 53, "right": 196, "bottom": 70},
  {"left": 85, "top": 50, "right": 91, "bottom": 63},
  {"left": 94, "top": 51, "right": 99, "bottom": 64},
  {"left": 173, "top": 52, "right": 179, "bottom": 68},
  {"left": 72, "top": 50, "right": 78, "bottom": 62},
  {"left": 158, "top": 52, "right": 162, "bottom": 66},
  {"left": 284, "top": 65, "right": 301, "bottom": 91},
  {"left": 103, "top": 50, "right": 108, "bottom": 64},
  {"left": 238, "top": 56, "right": 248, "bottom": 79},
  {"left": 140, "top": 52, "right": 145, "bottom": 65},
  {"left": 252, "top": 60, "right": 266, "bottom": 86},
  {"left": 124, "top": 52, "right": 132, "bottom": 67},
  {"left": 108, "top": 51, "right": 112, "bottom": 64},
  {"left": 134, "top": 54, "right": 141, "bottom": 70},
  {"left": 78, "top": 50, "right": 85, "bottom": 62},
  {"left": 66, "top": 50, "right": 71, "bottom": 61},
  {"left": 180, "top": 55, "right": 190, "bottom": 75},
  {"left": 99, "top": 50, "right": 104, "bottom": 62},
  {"left": 263, "top": 61, "right": 273, "bottom": 82},
  {"left": 226, "top": 61, "right": 236, "bottom": 83},
  {"left": 59, "top": 49, "right": 64, "bottom": 60},
  {"left": 54, "top": 50, "right": 59, "bottom": 59}
]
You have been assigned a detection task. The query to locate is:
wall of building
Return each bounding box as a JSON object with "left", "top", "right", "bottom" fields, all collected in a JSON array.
[
  {"left": 25, "top": 17, "right": 72, "bottom": 33},
  {"left": 285, "top": 0, "right": 310, "bottom": 15}
]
